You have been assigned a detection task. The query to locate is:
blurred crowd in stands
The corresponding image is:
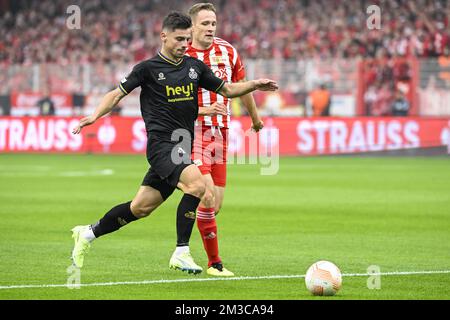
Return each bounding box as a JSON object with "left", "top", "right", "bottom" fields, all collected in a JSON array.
[
  {"left": 1, "top": 0, "right": 449, "bottom": 65},
  {"left": 1, "top": 0, "right": 449, "bottom": 117}
]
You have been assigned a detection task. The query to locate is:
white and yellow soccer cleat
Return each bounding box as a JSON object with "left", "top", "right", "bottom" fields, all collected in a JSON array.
[
  {"left": 206, "top": 263, "right": 235, "bottom": 277},
  {"left": 71, "top": 225, "right": 91, "bottom": 268},
  {"left": 169, "top": 252, "right": 203, "bottom": 275}
]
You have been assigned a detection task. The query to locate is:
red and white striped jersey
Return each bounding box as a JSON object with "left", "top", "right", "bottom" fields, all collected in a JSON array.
[{"left": 186, "top": 37, "right": 246, "bottom": 128}]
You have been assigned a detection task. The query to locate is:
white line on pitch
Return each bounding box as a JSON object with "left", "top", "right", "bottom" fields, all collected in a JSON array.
[
  {"left": 58, "top": 169, "right": 114, "bottom": 177},
  {"left": 0, "top": 270, "right": 449, "bottom": 290},
  {"left": 0, "top": 168, "right": 114, "bottom": 177}
]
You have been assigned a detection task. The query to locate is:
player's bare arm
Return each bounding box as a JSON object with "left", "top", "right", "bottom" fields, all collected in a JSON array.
[
  {"left": 72, "top": 88, "right": 125, "bottom": 134},
  {"left": 198, "top": 102, "right": 228, "bottom": 116},
  {"left": 218, "top": 79, "right": 278, "bottom": 99},
  {"left": 238, "top": 80, "right": 264, "bottom": 132}
]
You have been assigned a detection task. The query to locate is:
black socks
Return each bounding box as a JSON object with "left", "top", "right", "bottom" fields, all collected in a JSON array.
[
  {"left": 176, "top": 194, "right": 201, "bottom": 246},
  {"left": 91, "top": 201, "right": 138, "bottom": 238},
  {"left": 90, "top": 194, "right": 200, "bottom": 246}
]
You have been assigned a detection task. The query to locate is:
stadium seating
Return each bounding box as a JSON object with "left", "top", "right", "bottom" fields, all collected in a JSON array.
[{"left": 1, "top": 0, "right": 449, "bottom": 65}]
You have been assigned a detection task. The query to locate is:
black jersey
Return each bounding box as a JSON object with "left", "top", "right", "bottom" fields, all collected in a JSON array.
[{"left": 118, "top": 52, "right": 225, "bottom": 141}]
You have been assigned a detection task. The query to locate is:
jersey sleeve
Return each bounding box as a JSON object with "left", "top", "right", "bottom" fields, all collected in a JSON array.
[
  {"left": 198, "top": 60, "right": 225, "bottom": 93},
  {"left": 118, "top": 62, "right": 146, "bottom": 95},
  {"left": 232, "top": 52, "right": 246, "bottom": 82}
]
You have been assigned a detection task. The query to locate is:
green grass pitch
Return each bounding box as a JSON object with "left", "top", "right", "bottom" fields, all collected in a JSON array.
[{"left": 0, "top": 154, "right": 449, "bottom": 300}]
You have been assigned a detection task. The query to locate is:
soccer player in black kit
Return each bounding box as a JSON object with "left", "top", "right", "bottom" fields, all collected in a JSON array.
[{"left": 70, "top": 12, "right": 278, "bottom": 274}]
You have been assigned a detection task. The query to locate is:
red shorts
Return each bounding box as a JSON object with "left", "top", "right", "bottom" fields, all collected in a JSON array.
[{"left": 192, "top": 126, "right": 228, "bottom": 187}]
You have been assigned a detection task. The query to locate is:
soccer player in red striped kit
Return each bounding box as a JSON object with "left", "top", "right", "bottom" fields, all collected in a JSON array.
[{"left": 186, "top": 3, "right": 264, "bottom": 276}]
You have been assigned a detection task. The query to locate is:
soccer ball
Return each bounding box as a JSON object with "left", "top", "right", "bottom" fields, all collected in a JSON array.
[{"left": 305, "top": 260, "right": 342, "bottom": 296}]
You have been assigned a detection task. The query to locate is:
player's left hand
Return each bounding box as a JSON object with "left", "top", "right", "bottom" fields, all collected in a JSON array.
[
  {"left": 251, "top": 120, "right": 264, "bottom": 132},
  {"left": 255, "top": 79, "right": 278, "bottom": 91}
]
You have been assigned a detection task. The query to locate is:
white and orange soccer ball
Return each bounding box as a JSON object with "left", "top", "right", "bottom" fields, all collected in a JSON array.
[{"left": 305, "top": 261, "right": 342, "bottom": 296}]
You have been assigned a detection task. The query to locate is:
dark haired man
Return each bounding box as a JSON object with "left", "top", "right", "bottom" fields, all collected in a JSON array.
[{"left": 70, "top": 12, "right": 278, "bottom": 274}]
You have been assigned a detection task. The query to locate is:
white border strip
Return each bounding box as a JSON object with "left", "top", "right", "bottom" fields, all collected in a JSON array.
[{"left": 1, "top": 270, "right": 449, "bottom": 290}]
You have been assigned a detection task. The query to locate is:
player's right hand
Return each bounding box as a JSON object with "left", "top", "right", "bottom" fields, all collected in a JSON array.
[
  {"left": 72, "top": 115, "right": 96, "bottom": 134},
  {"left": 207, "top": 102, "right": 227, "bottom": 116}
]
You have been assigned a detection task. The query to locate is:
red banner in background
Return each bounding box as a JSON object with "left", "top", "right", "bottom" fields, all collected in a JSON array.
[{"left": 0, "top": 117, "right": 449, "bottom": 155}]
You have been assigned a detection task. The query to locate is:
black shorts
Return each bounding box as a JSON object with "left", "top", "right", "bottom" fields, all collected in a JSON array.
[{"left": 142, "top": 135, "right": 193, "bottom": 200}]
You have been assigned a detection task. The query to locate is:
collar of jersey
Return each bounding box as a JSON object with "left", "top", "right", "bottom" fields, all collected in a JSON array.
[
  {"left": 158, "top": 52, "right": 184, "bottom": 66},
  {"left": 188, "top": 43, "right": 214, "bottom": 53}
]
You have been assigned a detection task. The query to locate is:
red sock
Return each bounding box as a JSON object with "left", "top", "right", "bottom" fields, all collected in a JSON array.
[{"left": 197, "top": 207, "right": 221, "bottom": 267}]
